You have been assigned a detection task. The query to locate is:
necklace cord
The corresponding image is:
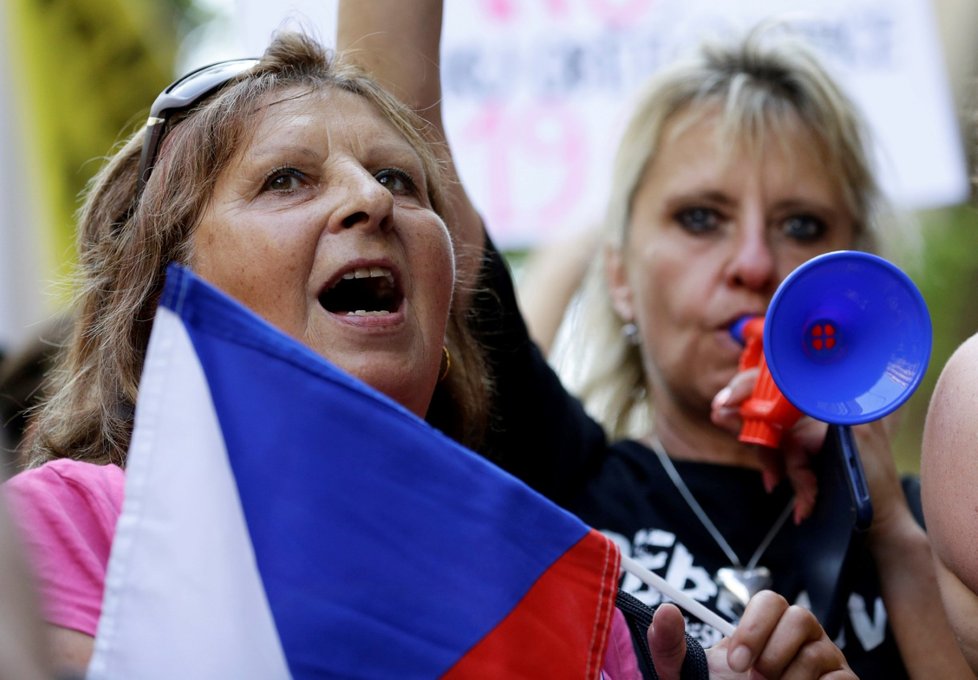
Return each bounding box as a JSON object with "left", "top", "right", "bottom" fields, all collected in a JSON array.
[{"left": 649, "top": 437, "right": 794, "bottom": 569}]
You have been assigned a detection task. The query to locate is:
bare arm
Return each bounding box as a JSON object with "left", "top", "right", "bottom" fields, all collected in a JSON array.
[
  {"left": 848, "top": 408, "right": 972, "bottom": 677},
  {"left": 517, "top": 226, "right": 600, "bottom": 356},
  {"left": 336, "top": 0, "right": 483, "bottom": 295},
  {"left": 0, "top": 498, "right": 52, "bottom": 680},
  {"left": 48, "top": 626, "right": 93, "bottom": 678},
  {"left": 921, "top": 333, "right": 978, "bottom": 673}
]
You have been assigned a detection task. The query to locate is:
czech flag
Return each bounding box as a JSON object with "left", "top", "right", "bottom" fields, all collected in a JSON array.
[{"left": 87, "top": 264, "right": 620, "bottom": 679}]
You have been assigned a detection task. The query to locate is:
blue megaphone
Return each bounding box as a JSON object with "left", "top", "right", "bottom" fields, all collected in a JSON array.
[
  {"left": 763, "top": 250, "right": 932, "bottom": 424},
  {"left": 762, "top": 250, "right": 932, "bottom": 530}
]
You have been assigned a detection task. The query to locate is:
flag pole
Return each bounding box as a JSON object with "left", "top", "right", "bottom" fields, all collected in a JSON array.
[{"left": 620, "top": 554, "right": 736, "bottom": 637}]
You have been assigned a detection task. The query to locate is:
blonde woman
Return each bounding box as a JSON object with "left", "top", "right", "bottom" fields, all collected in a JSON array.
[{"left": 551, "top": 25, "right": 968, "bottom": 679}]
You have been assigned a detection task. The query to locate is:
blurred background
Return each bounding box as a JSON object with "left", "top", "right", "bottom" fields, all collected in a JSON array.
[{"left": 0, "top": 0, "right": 976, "bottom": 471}]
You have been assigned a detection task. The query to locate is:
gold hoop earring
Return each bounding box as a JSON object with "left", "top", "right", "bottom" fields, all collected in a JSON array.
[{"left": 439, "top": 346, "right": 452, "bottom": 382}]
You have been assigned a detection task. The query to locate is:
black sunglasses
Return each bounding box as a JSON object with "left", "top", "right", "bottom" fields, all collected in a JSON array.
[{"left": 136, "top": 58, "right": 260, "bottom": 193}]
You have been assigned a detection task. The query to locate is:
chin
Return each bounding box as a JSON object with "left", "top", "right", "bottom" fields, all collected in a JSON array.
[{"left": 363, "top": 371, "right": 437, "bottom": 419}]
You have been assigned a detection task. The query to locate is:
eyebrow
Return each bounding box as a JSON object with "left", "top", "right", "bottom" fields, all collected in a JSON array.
[
  {"left": 245, "top": 144, "right": 322, "bottom": 164},
  {"left": 359, "top": 137, "right": 426, "bottom": 165},
  {"left": 667, "top": 189, "right": 736, "bottom": 207},
  {"left": 770, "top": 199, "right": 842, "bottom": 218}
]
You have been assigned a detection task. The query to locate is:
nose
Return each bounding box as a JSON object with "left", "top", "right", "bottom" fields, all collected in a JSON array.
[
  {"left": 329, "top": 162, "right": 395, "bottom": 233},
  {"left": 725, "top": 220, "right": 776, "bottom": 292}
]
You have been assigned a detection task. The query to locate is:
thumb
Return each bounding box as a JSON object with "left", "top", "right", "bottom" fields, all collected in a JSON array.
[{"left": 647, "top": 603, "right": 687, "bottom": 680}]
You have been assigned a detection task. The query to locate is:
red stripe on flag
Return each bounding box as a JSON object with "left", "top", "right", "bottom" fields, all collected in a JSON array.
[{"left": 444, "top": 529, "right": 620, "bottom": 679}]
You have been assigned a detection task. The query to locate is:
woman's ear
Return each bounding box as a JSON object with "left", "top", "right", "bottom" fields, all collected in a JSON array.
[{"left": 605, "top": 243, "right": 634, "bottom": 324}]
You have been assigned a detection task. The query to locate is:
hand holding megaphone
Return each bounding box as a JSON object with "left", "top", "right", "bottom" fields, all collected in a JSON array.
[{"left": 729, "top": 251, "right": 932, "bottom": 530}]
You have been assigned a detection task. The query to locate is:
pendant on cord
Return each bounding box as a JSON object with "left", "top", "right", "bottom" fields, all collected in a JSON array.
[{"left": 716, "top": 566, "right": 773, "bottom": 616}]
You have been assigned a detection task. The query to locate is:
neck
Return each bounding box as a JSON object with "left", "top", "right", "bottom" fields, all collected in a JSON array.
[{"left": 649, "top": 400, "right": 763, "bottom": 469}]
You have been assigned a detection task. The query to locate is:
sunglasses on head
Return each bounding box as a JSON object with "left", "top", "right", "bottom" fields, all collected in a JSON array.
[{"left": 136, "top": 58, "right": 260, "bottom": 193}]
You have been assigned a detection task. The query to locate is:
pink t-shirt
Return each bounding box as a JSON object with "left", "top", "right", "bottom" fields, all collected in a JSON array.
[
  {"left": 2, "top": 458, "right": 641, "bottom": 676},
  {"left": 3, "top": 459, "right": 124, "bottom": 636}
]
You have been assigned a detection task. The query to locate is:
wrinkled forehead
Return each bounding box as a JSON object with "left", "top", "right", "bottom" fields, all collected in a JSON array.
[{"left": 233, "top": 84, "right": 411, "bottom": 151}]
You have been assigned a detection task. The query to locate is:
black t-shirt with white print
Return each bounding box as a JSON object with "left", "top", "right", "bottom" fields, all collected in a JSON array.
[{"left": 569, "top": 439, "right": 912, "bottom": 680}]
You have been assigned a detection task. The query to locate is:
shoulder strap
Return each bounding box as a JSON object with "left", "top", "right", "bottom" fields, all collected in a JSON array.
[{"left": 615, "top": 591, "right": 709, "bottom": 680}]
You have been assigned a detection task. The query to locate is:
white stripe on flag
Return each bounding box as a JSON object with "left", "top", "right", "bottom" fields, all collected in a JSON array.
[{"left": 88, "top": 306, "right": 290, "bottom": 679}]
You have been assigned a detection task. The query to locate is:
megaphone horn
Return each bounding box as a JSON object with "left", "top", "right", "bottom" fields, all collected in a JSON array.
[{"left": 762, "top": 250, "right": 932, "bottom": 426}]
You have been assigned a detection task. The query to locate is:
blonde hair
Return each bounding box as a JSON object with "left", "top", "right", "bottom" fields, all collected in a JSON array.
[
  {"left": 554, "top": 25, "right": 892, "bottom": 439},
  {"left": 26, "top": 32, "right": 489, "bottom": 467}
]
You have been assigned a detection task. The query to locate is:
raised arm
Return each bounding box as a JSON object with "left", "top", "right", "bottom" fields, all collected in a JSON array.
[
  {"left": 336, "top": 0, "right": 610, "bottom": 504},
  {"left": 921, "top": 333, "right": 978, "bottom": 673},
  {"left": 336, "top": 0, "right": 483, "bottom": 294}
]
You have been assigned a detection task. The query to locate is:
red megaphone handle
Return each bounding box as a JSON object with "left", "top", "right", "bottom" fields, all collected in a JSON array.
[{"left": 733, "top": 317, "right": 802, "bottom": 449}]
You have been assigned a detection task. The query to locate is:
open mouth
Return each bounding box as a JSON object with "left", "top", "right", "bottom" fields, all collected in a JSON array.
[{"left": 319, "top": 266, "right": 404, "bottom": 316}]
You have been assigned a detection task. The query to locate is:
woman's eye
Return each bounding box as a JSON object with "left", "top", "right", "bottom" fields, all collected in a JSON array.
[
  {"left": 782, "top": 214, "right": 827, "bottom": 242},
  {"left": 375, "top": 168, "right": 419, "bottom": 197},
  {"left": 261, "top": 167, "right": 305, "bottom": 193},
  {"left": 676, "top": 207, "right": 721, "bottom": 234}
]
